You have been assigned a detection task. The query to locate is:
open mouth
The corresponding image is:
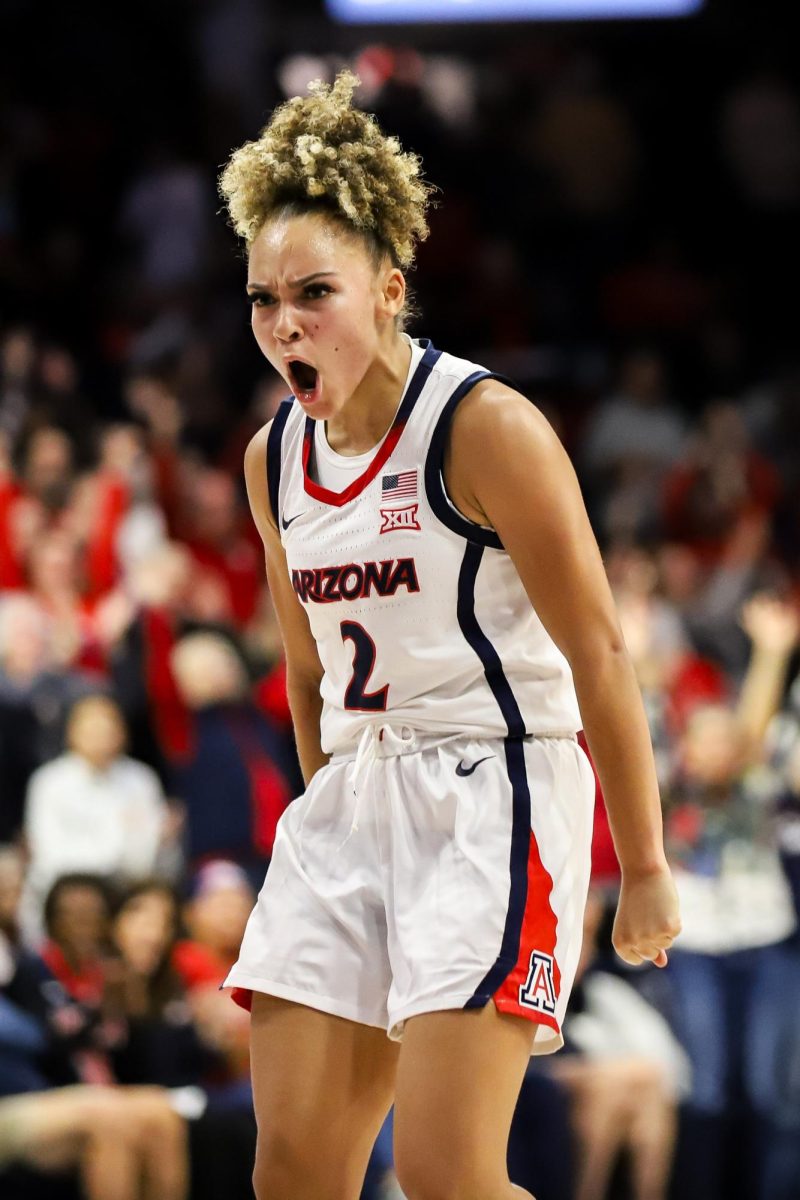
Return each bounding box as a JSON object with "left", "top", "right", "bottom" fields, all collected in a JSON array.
[{"left": 287, "top": 361, "right": 320, "bottom": 401}]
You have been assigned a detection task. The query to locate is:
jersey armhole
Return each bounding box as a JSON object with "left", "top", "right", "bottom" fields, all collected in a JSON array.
[
  {"left": 423, "top": 371, "right": 515, "bottom": 550},
  {"left": 266, "top": 397, "right": 294, "bottom": 528}
]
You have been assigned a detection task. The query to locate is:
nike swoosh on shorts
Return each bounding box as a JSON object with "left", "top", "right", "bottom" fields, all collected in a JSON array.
[{"left": 455, "top": 755, "right": 495, "bottom": 777}]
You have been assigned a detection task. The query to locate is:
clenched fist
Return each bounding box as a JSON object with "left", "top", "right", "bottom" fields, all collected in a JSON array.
[{"left": 612, "top": 864, "right": 682, "bottom": 968}]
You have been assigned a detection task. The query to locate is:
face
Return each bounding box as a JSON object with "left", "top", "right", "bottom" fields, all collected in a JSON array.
[
  {"left": 28, "top": 532, "right": 79, "bottom": 593},
  {"left": 113, "top": 889, "right": 177, "bottom": 976},
  {"left": 67, "top": 698, "right": 126, "bottom": 765},
  {"left": 185, "top": 886, "right": 254, "bottom": 955},
  {"left": 682, "top": 706, "right": 742, "bottom": 787},
  {"left": 49, "top": 885, "right": 109, "bottom": 960},
  {"left": 25, "top": 429, "right": 73, "bottom": 501},
  {"left": 247, "top": 212, "right": 404, "bottom": 420}
]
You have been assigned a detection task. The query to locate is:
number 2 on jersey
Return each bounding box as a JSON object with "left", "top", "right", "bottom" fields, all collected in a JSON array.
[{"left": 340, "top": 621, "right": 389, "bottom": 711}]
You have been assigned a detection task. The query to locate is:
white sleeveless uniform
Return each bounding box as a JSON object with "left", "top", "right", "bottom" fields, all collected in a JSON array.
[{"left": 224, "top": 336, "right": 596, "bottom": 1054}]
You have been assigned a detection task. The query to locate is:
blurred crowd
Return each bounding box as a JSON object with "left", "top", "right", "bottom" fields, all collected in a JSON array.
[{"left": 2, "top": 5, "right": 800, "bottom": 1200}]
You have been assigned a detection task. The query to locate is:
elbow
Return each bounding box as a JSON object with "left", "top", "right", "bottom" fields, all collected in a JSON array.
[
  {"left": 565, "top": 627, "right": 630, "bottom": 675},
  {"left": 285, "top": 667, "right": 323, "bottom": 707}
]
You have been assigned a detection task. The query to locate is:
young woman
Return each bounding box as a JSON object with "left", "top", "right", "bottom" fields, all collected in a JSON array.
[{"left": 219, "top": 72, "right": 681, "bottom": 1200}]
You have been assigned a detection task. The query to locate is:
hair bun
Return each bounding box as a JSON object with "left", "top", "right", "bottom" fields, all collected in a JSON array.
[{"left": 218, "top": 70, "right": 435, "bottom": 270}]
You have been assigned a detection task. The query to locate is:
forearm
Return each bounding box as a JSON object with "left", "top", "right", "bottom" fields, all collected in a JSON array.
[
  {"left": 286, "top": 675, "right": 329, "bottom": 786},
  {"left": 735, "top": 647, "right": 792, "bottom": 758},
  {"left": 571, "top": 643, "right": 667, "bottom": 877}
]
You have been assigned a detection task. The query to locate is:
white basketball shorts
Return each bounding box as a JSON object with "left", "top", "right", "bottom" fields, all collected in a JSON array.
[{"left": 222, "top": 723, "right": 596, "bottom": 1055}]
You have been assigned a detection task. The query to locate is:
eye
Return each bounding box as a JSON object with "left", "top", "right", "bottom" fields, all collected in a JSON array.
[
  {"left": 247, "top": 292, "right": 274, "bottom": 308},
  {"left": 303, "top": 283, "right": 332, "bottom": 299}
]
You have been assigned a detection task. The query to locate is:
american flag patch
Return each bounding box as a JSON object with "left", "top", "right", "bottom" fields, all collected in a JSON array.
[{"left": 381, "top": 470, "right": 417, "bottom": 501}]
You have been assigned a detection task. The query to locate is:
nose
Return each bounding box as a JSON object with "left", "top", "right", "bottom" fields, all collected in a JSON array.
[{"left": 273, "top": 303, "right": 302, "bottom": 344}]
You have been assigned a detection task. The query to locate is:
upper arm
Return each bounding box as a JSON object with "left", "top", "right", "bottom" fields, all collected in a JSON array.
[
  {"left": 448, "top": 383, "right": 624, "bottom": 666},
  {"left": 244, "top": 425, "right": 323, "bottom": 690}
]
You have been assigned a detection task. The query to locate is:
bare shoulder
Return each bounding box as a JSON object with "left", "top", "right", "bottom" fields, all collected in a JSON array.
[
  {"left": 243, "top": 420, "right": 277, "bottom": 542},
  {"left": 449, "top": 378, "right": 562, "bottom": 463},
  {"left": 445, "top": 379, "right": 569, "bottom": 525},
  {"left": 244, "top": 421, "right": 272, "bottom": 482}
]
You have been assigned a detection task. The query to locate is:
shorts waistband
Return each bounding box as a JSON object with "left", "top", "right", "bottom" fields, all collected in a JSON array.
[{"left": 328, "top": 724, "right": 577, "bottom": 764}]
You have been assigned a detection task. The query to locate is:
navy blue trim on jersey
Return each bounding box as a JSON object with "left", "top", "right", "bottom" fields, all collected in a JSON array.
[
  {"left": 423, "top": 370, "right": 517, "bottom": 550},
  {"left": 456, "top": 543, "right": 527, "bottom": 738},
  {"left": 267, "top": 397, "right": 294, "bottom": 528},
  {"left": 456, "top": 542, "right": 533, "bottom": 1008}
]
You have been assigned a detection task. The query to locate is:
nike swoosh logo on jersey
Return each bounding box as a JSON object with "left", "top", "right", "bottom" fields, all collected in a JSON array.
[
  {"left": 281, "top": 512, "right": 304, "bottom": 530},
  {"left": 455, "top": 755, "right": 495, "bottom": 777}
]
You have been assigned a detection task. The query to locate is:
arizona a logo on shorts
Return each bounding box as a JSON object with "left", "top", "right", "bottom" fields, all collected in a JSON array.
[
  {"left": 519, "top": 950, "right": 557, "bottom": 1015},
  {"left": 380, "top": 503, "right": 421, "bottom": 534}
]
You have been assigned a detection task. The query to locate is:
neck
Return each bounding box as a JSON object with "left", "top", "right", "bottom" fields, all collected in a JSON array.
[
  {"left": 325, "top": 331, "right": 412, "bottom": 456},
  {"left": 79, "top": 753, "right": 115, "bottom": 773}
]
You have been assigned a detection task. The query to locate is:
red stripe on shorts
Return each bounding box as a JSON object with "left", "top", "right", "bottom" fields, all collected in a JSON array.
[
  {"left": 492, "top": 823, "right": 561, "bottom": 1033},
  {"left": 231, "top": 987, "right": 253, "bottom": 1012}
]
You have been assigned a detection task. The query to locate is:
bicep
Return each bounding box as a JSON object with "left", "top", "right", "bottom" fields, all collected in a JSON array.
[{"left": 456, "top": 389, "right": 624, "bottom": 664}]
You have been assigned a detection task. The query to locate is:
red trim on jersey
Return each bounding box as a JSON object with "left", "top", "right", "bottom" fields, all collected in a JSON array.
[
  {"left": 231, "top": 986, "right": 253, "bottom": 1012},
  {"left": 492, "top": 822, "right": 561, "bottom": 1034},
  {"left": 302, "top": 419, "right": 407, "bottom": 507}
]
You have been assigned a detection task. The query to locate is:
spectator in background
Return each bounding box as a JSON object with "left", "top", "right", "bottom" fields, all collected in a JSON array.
[
  {"left": 122, "top": 373, "right": 185, "bottom": 538},
  {"left": 664, "top": 595, "right": 800, "bottom": 1200},
  {"left": 581, "top": 348, "right": 686, "bottom": 542},
  {"left": 39, "top": 874, "right": 114, "bottom": 1011},
  {"left": 180, "top": 468, "right": 261, "bottom": 628},
  {"left": 104, "top": 540, "right": 196, "bottom": 770},
  {"left": 68, "top": 422, "right": 167, "bottom": 602},
  {"left": 657, "top": 508, "right": 777, "bottom": 681},
  {"left": 170, "top": 632, "right": 299, "bottom": 885},
  {"left": 173, "top": 860, "right": 254, "bottom": 1088},
  {"left": 0, "top": 848, "right": 189, "bottom": 1200},
  {"left": 0, "top": 426, "right": 77, "bottom": 598},
  {"left": 15, "top": 425, "right": 76, "bottom": 534},
  {"left": 21, "top": 695, "right": 181, "bottom": 941},
  {"left": 104, "top": 879, "right": 258, "bottom": 1200},
  {"left": 30, "top": 344, "right": 95, "bottom": 453},
  {"left": 0, "top": 594, "right": 96, "bottom": 843},
  {"left": 662, "top": 401, "right": 781, "bottom": 565},
  {"left": 26, "top": 528, "right": 106, "bottom": 672},
  {"left": 104, "top": 880, "right": 216, "bottom": 1091},
  {"left": 175, "top": 859, "right": 254, "bottom": 994},
  {"left": 550, "top": 890, "right": 690, "bottom": 1200},
  {"left": 607, "top": 542, "right": 728, "bottom": 785}
]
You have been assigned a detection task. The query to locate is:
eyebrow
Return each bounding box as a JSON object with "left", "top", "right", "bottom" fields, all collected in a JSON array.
[{"left": 246, "top": 271, "right": 337, "bottom": 292}]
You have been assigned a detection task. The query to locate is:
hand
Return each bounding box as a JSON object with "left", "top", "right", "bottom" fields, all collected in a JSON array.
[
  {"left": 740, "top": 593, "right": 800, "bottom": 657},
  {"left": 612, "top": 864, "right": 682, "bottom": 968}
]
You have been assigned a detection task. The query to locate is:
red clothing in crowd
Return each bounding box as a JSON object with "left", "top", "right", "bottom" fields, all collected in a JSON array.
[
  {"left": 40, "top": 939, "right": 106, "bottom": 1008},
  {"left": 662, "top": 452, "right": 781, "bottom": 564},
  {"left": 172, "top": 939, "right": 233, "bottom": 993}
]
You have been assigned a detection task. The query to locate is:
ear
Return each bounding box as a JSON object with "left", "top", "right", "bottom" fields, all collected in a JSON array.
[{"left": 377, "top": 266, "right": 406, "bottom": 320}]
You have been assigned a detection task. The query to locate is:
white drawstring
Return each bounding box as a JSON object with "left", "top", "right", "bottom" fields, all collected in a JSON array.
[
  {"left": 339, "top": 723, "right": 418, "bottom": 848},
  {"left": 347, "top": 724, "right": 380, "bottom": 841}
]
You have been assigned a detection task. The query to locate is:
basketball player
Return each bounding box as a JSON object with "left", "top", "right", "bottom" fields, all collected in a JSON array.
[{"left": 219, "top": 72, "right": 681, "bottom": 1200}]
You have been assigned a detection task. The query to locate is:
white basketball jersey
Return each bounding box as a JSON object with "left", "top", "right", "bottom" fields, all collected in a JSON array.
[{"left": 268, "top": 336, "right": 582, "bottom": 755}]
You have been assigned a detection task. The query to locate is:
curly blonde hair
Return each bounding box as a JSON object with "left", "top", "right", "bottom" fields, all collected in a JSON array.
[{"left": 217, "top": 71, "right": 435, "bottom": 271}]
